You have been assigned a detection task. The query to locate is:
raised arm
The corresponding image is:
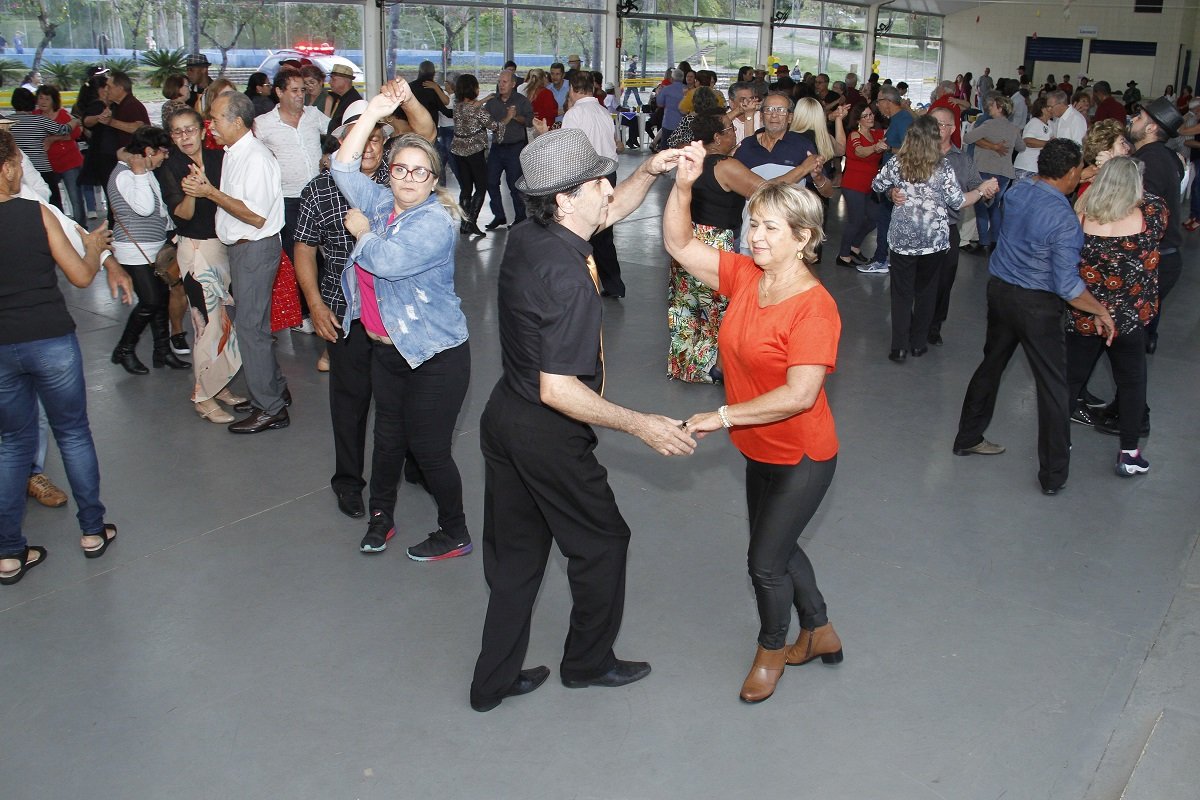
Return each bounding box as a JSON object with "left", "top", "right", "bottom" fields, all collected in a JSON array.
[
  {"left": 662, "top": 142, "right": 721, "bottom": 289},
  {"left": 602, "top": 148, "right": 680, "bottom": 227}
]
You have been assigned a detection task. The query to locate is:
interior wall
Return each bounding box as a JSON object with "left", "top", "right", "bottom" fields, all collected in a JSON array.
[{"left": 942, "top": 0, "right": 1190, "bottom": 93}]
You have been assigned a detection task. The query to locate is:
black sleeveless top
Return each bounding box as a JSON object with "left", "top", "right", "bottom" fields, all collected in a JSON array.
[
  {"left": 0, "top": 198, "right": 74, "bottom": 345},
  {"left": 692, "top": 153, "right": 746, "bottom": 232}
]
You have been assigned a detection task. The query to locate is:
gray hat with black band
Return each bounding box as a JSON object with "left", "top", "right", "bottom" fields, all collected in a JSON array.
[{"left": 516, "top": 128, "right": 616, "bottom": 196}]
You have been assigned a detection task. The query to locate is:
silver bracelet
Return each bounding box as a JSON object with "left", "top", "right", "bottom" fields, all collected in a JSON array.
[{"left": 717, "top": 405, "right": 733, "bottom": 428}]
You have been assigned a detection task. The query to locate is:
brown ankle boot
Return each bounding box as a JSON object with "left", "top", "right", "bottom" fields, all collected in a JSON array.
[
  {"left": 739, "top": 645, "right": 789, "bottom": 703},
  {"left": 785, "top": 622, "right": 843, "bottom": 666}
]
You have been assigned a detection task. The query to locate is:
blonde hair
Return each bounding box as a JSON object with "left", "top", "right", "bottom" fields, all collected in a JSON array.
[
  {"left": 388, "top": 133, "right": 464, "bottom": 220},
  {"left": 790, "top": 97, "right": 836, "bottom": 159},
  {"left": 1082, "top": 119, "right": 1127, "bottom": 166},
  {"left": 985, "top": 90, "right": 1012, "bottom": 119},
  {"left": 201, "top": 79, "right": 236, "bottom": 118},
  {"left": 747, "top": 182, "right": 826, "bottom": 263},
  {"left": 1074, "top": 156, "right": 1143, "bottom": 224},
  {"left": 896, "top": 115, "right": 942, "bottom": 183},
  {"left": 525, "top": 68, "right": 547, "bottom": 98}
]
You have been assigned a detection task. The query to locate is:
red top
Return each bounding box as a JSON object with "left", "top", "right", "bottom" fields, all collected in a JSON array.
[
  {"left": 40, "top": 108, "right": 83, "bottom": 173},
  {"left": 929, "top": 94, "right": 961, "bottom": 147},
  {"left": 530, "top": 88, "right": 558, "bottom": 128},
  {"left": 1094, "top": 96, "right": 1127, "bottom": 124},
  {"left": 716, "top": 250, "right": 840, "bottom": 464},
  {"left": 1058, "top": 82, "right": 1074, "bottom": 94},
  {"left": 841, "top": 128, "right": 883, "bottom": 193}
]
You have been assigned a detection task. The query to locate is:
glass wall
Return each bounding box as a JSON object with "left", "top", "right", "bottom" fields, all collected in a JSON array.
[
  {"left": 873, "top": 10, "right": 942, "bottom": 101},
  {"left": 771, "top": 1, "right": 866, "bottom": 77}
]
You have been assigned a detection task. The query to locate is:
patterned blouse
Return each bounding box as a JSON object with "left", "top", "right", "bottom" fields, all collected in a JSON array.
[
  {"left": 1068, "top": 194, "right": 1166, "bottom": 337},
  {"left": 451, "top": 101, "right": 497, "bottom": 157},
  {"left": 871, "top": 158, "right": 964, "bottom": 255}
]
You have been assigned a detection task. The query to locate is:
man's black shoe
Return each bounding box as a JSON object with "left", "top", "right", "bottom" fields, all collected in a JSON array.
[
  {"left": 888, "top": 349, "right": 908, "bottom": 363},
  {"left": 228, "top": 408, "right": 290, "bottom": 434},
  {"left": 562, "top": 659, "right": 651, "bottom": 689},
  {"left": 1079, "top": 388, "right": 1108, "bottom": 410},
  {"left": 1094, "top": 408, "right": 1151, "bottom": 438},
  {"left": 927, "top": 331, "right": 943, "bottom": 346},
  {"left": 1041, "top": 483, "right": 1066, "bottom": 496},
  {"left": 911, "top": 346, "right": 928, "bottom": 358},
  {"left": 236, "top": 387, "right": 290, "bottom": 414},
  {"left": 471, "top": 666, "right": 551, "bottom": 712},
  {"left": 336, "top": 491, "right": 365, "bottom": 518},
  {"left": 485, "top": 219, "right": 507, "bottom": 231}
]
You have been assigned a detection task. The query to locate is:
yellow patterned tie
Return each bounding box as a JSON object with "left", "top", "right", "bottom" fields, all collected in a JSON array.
[{"left": 586, "top": 255, "right": 606, "bottom": 397}]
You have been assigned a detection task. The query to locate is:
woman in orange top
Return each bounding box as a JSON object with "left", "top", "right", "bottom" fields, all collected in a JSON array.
[{"left": 665, "top": 141, "right": 843, "bottom": 705}]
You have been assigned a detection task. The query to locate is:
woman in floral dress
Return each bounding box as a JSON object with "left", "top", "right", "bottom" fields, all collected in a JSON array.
[
  {"left": 1066, "top": 156, "right": 1164, "bottom": 477},
  {"left": 668, "top": 110, "right": 820, "bottom": 382}
]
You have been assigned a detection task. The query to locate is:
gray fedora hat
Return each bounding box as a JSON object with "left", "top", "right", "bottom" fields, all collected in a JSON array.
[{"left": 516, "top": 128, "right": 617, "bottom": 196}]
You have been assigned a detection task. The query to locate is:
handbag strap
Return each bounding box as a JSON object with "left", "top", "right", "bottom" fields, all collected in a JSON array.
[{"left": 113, "top": 214, "right": 155, "bottom": 265}]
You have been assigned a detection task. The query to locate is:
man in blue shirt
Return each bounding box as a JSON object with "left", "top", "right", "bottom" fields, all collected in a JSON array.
[
  {"left": 952, "top": 139, "right": 1115, "bottom": 496},
  {"left": 860, "top": 85, "right": 913, "bottom": 274},
  {"left": 733, "top": 92, "right": 816, "bottom": 172}
]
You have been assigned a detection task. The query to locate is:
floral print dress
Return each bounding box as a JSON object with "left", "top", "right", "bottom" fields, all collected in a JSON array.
[{"left": 1067, "top": 194, "right": 1166, "bottom": 337}]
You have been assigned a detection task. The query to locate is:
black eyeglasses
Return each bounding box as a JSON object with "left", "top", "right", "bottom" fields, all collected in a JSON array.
[{"left": 390, "top": 164, "right": 433, "bottom": 182}]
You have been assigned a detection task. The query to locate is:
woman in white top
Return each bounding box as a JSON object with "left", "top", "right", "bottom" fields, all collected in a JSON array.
[
  {"left": 1013, "top": 96, "right": 1052, "bottom": 179},
  {"left": 108, "top": 126, "right": 189, "bottom": 374}
]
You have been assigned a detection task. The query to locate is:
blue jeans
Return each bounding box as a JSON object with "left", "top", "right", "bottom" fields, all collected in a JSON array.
[
  {"left": 60, "top": 167, "right": 87, "bottom": 227},
  {"left": 436, "top": 127, "right": 456, "bottom": 188},
  {"left": 975, "top": 174, "right": 1011, "bottom": 247},
  {"left": 487, "top": 142, "right": 527, "bottom": 224},
  {"left": 0, "top": 334, "right": 106, "bottom": 555}
]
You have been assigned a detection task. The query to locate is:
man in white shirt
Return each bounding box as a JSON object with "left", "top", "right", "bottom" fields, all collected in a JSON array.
[
  {"left": 185, "top": 92, "right": 289, "bottom": 434},
  {"left": 1048, "top": 89, "right": 1087, "bottom": 145},
  {"left": 561, "top": 71, "right": 624, "bottom": 297}
]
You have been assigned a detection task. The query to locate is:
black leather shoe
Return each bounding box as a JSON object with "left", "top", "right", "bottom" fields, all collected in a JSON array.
[
  {"left": 470, "top": 666, "right": 551, "bottom": 712},
  {"left": 911, "top": 346, "right": 928, "bottom": 358},
  {"left": 336, "top": 491, "right": 365, "bottom": 518},
  {"left": 562, "top": 659, "right": 651, "bottom": 689},
  {"left": 228, "top": 408, "right": 290, "bottom": 434},
  {"left": 484, "top": 219, "right": 507, "bottom": 231},
  {"left": 153, "top": 350, "right": 191, "bottom": 369},
  {"left": 1041, "top": 483, "right": 1066, "bottom": 496},
  {"left": 927, "top": 331, "right": 943, "bottom": 346},
  {"left": 1094, "top": 408, "right": 1150, "bottom": 438},
  {"left": 888, "top": 349, "right": 908, "bottom": 363},
  {"left": 236, "top": 388, "right": 290, "bottom": 414},
  {"left": 960, "top": 242, "right": 983, "bottom": 254}
]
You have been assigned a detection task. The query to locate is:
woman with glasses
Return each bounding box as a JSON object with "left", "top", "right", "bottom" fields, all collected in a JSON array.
[
  {"left": 834, "top": 102, "right": 887, "bottom": 266},
  {"left": 244, "top": 72, "right": 277, "bottom": 117},
  {"left": 157, "top": 107, "right": 244, "bottom": 422},
  {"left": 108, "top": 126, "right": 190, "bottom": 375},
  {"left": 963, "top": 91, "right": 1023, "bottom": 253},
  {"left": 668, "top": 110, "right": 820, "bottom": 383},
  {"left": 332, "top": 81, "right": 473, "bottom": 562}
]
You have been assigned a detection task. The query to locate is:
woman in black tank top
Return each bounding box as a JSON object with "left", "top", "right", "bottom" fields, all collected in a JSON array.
[{"left": 668, "top": 110, "right": 820, "bottom": 383}]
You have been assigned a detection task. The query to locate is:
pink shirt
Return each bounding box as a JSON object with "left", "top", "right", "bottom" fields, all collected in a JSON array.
[{"left": 355, "top": 210, "right": 394, "bottom": 338}]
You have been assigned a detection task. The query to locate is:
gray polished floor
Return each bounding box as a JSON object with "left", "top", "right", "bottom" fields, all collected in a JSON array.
[{"left": 3, "top": 155, "right": 1198, "bottom": 800}]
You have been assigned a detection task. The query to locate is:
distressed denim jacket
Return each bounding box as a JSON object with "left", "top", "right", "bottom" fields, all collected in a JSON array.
[{"left": 331, "top": 156, "right": 468, "bottom": 368}]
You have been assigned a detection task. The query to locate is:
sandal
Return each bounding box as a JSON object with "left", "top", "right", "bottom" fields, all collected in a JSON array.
[
  {"left": 0, "top": 545, "right": 48, "bottom": 585},
  {"left": 82, "top": 524, "right": 118, "bottom": 560}
]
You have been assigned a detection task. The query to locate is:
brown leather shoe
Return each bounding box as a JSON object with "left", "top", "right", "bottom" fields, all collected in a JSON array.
[
  {"left": 739, "top": 645, "right": 789, "bottom": 703},
  {"left": 228, "top": 408, "right": 290, "bottom": 434},
  {"left": 785, "top": 622, "right": 844, "bottom": 666},
  {"left": 27, "top": 474, "right": 68, "bottom": 508}
]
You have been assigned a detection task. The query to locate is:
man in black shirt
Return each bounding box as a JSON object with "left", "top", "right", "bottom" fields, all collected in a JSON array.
[
  {"left": 470, "top": 129, "right": 695, "bottom": 713},
  {"left": 326, "top": 64, "right": 363, "bottom": 133}
]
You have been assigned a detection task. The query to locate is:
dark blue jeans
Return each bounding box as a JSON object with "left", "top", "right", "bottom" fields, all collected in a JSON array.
[
  {"left": 0, "top": 334, "right": 106, "bottom": 555},
  {"left": 974, "top": 174, "right": 1010, "bottom": 247},
  {"left": 487, "top": 142, "right": 526, "bottom": 224}
]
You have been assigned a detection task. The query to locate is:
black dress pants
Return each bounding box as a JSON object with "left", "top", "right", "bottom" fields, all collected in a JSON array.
[
  {"left": 328, "top": 321, "right": 373, "bottom": 496},
  {"left": 471, "top": 381, "right": 631, "bottom": 707},
  {"left": 955, "top": 277, "right": 1071, "bottom": 491},
  {"left": 888, "top": 249, "right": 943, "bottom": 351},
  {"left": 367, "top": 340, "right": 470, "bottom": 537},
  {"left": 591, "top": 173, "right": 624, "bottom": 297},
  {"left": 930, "top": 224, "right": 960, "bottom": 337}
]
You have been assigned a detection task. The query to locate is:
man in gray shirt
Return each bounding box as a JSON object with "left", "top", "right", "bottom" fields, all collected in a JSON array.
[{"left": 483, "top": 69, "right": 534, "bottom": 229}]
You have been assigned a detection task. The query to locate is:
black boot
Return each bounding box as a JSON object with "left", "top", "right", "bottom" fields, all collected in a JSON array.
[
  {"left": 466, "top": 195, "right": 487, "bottom": 237},
  {"left": 111, "top": 309, "right": 151, "bottom": 375},
  {"left": 150, "top": 314, "right": 190, "bottom": 369}
]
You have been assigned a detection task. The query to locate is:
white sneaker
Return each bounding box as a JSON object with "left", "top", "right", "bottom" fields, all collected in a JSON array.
[
  {"left": 291, "top": 318, "right": 315, "bottom": 334},
  {"left": 857, "top": 261, "right": 889, "bottom": 274}
]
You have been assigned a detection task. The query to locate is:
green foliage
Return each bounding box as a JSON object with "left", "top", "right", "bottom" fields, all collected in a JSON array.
[
  {"left": 0, "top": 59, "right": 27, "bottom": 85},
  {"left": 41, "top": 61, "right": 86, "bottom": 89},
  {"left": 141, "top": 48, "right": 188, "bottom": 87},
  {"left": 101, "top": 57, "right": 141, "bottom": 75}
]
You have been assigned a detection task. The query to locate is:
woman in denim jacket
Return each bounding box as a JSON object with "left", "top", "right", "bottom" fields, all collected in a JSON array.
[{"left": 331, "top": 80, "right": 473, "bottom": 562}]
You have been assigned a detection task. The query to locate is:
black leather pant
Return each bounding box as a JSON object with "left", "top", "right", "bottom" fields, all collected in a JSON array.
[{"left": 117, "top": 261, "right": 169, "bottom": 352}]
